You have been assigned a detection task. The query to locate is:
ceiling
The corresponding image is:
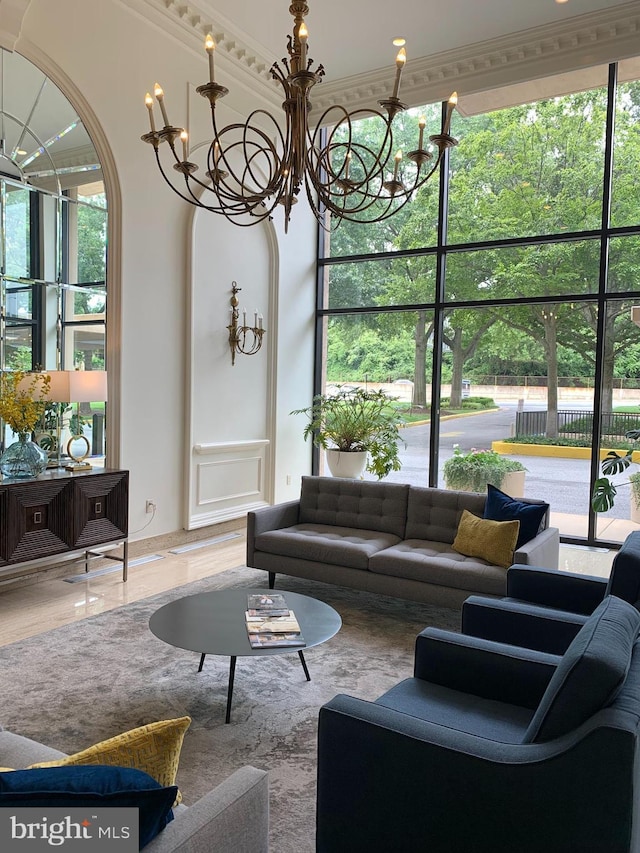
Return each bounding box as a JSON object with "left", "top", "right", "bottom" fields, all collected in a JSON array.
[
  {"left": 140, "top": 0, "right": 640, "bottom": 119},
  {"left": 198, "top": 0, "right": 636, "bottom": 84}
]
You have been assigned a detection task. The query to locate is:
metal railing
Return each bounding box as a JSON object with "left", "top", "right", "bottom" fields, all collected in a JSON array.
[{"left": 515, "top": 410, "right": 640, "bottom": 441}]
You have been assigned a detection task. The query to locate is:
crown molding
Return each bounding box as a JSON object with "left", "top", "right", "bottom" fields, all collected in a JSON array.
[
  {"left": 125, "top": 0, "right": 280, "bottom": 110},
  {"left": 312, "top": 1, "right": 640, "bottom": 117},
  {"left": 0, "top": 0, "right": 32, "bottom": 51},
  {"left": 128, "top": 0, "right": 640, "bottom": 119}
]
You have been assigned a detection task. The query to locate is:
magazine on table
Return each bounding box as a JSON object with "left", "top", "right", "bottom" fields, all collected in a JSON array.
[
  {"left": 245, "top": 611, "right": 301, "bottom": 634},
  {"left": 248, "top": 631, "right": 306, "bottom": 649},
  {"left": 246, "top": 593, "right": 290, "bottom": 617}
]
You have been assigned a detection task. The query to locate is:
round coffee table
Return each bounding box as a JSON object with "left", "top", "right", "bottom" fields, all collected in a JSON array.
[{"left": 149, "top": 588, "right": 342, "bottom": 723}]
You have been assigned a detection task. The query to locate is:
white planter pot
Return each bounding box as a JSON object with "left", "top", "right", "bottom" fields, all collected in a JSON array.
[
  {"left": 326, "top": 449, "right": 368, "bottom": 479},
  {"left": 631, "top": 500, "right": 640, "bottom": 525},
  {"left": 499, "top": 470, "right": 526, "bottom": 498},
  {"left": 445, "top": 470, "right": 526, "bottom": 497}
]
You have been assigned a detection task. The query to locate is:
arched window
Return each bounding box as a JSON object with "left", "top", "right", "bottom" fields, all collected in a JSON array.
[{"left": 0, "top": 49, "right": 107, "bottom": 462}]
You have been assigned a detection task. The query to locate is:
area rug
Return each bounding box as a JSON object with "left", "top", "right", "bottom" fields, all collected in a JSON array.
[{"left": 0, "top": 566, "right": 460, "bottom": 852}]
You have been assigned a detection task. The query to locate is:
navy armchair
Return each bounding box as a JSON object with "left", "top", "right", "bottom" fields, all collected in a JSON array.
[
  {"left": 316, "top": 596, "right": 640, "bottom": 853},
  {"left": 462, "top": 530, "right": 640, "bottom": 654}
]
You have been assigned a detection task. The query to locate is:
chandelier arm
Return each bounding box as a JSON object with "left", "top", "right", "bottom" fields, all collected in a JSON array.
[
  {"left": 205, "top": 111, "right": 288, "bottom": 208},
  {"left": 152, "top": 147, "right": 223, "bottom": 211}
]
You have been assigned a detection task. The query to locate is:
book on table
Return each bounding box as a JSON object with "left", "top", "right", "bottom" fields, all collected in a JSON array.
[
  {"left": 248, "top": 632, "right": 306, "bottom": 649},
  {"left": 246, "top": 611, "right": 301, "bottom": 634},
  {"left": 246, "top": 593, "right": 290, "bottom": 617}
]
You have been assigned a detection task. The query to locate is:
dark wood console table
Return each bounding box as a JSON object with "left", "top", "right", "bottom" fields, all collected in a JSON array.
[{"left": 0, "top": 468, "right": 129, "bottom": 581}]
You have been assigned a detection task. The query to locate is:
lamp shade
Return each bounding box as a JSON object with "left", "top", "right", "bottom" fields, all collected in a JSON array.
[
  {"left": 45, "top": 371, "right": 71, "bottom": 402},
  {"left": 68, "top": 370, "right": 108, "bottom": 403},
  {"left": 14, "top": 371, "right": 52, "bottom": 401},
  {"left": 41, "top": 370, "right": 108, "bottom": 403}
]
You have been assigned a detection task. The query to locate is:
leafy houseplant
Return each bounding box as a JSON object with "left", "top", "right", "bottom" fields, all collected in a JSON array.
[
  {"left": 291, "top": 386, "right": 405, "bottom": 479},
  {"left": 592, "top": 429, "right": 640, "bottom": 513},
  {"left": 443, "top": 445, "right": 526, "bottom": 493}
]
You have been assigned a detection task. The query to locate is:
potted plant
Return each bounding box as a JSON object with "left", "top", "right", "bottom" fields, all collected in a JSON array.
[
  {"left": 291, "top": 385, "right": 405, "bottom": 480},
  {"left": 0, "top": 371, "right": 51, "bottom": 479},
  {"left": 443, "top": 445, "right": 527, "bottom": 496},
  {"left": 592, "top": 429, "right": 640, "bottom": 518}
]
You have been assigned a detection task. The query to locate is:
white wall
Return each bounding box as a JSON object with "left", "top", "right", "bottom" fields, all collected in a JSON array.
[{"left": 17, "top": 0, "right": 316, "bottom": 540}]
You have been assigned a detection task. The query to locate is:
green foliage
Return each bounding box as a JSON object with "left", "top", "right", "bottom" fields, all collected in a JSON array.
[
  {"left": 443, "top": 445, "right": 526, "bottom": 493},
  {"left": 440, "top": 396, "right": 496, "bottom": 410},
  {"left": 326, "top": 323, "right": 415, "bottom": 382},
  {"left": 592, "top": 429, "right": 640, "bottom": 512},
  {"left": 290, "top": 386, "right": 406, "bottom": 479},
  {"left": 502, "top": 435, "right": 636, "bottom": 450}
]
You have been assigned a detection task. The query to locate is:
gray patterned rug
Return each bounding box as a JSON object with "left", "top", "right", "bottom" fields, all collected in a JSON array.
[{"left": 0, "top": 565, "right": 460, "bottom": 852}]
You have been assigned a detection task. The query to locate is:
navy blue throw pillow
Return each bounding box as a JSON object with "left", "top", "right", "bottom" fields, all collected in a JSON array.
[
  {"left": 0, "top": 765, "right": 176, "bottom": 850},
  {"left": 484, "top": 484, "right": 549, "bottom": 549}
]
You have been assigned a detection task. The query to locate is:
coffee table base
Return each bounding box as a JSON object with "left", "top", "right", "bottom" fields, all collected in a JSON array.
[{"left": 198, "top": 650, "right": 311, "bottom": 723}]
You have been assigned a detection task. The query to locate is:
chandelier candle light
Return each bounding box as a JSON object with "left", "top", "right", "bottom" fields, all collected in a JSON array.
[
  {"left": 227, "top": 282, "right": 265, "bottom": 366},
  {"left": 141, "top": 0, "right": 458, "bottom": 232}
]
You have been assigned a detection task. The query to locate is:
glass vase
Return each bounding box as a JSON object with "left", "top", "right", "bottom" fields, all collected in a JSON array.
[{"left": 0, "top": 433, "right": 48, "bottom": 479}]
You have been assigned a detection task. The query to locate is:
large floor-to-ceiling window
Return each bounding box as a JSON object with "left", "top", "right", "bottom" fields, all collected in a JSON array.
[{"left": 317, "top": 59, "right": 640, "bottom": 546}]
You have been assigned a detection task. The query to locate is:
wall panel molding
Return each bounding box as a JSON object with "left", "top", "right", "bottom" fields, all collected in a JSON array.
[{"left": 188, "top": 439, "right": 270, "bottom": 528}]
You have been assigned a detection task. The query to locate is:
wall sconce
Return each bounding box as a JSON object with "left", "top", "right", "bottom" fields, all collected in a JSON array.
[{"left": 227, "top": 281, "right": 266, "bottom": 366}]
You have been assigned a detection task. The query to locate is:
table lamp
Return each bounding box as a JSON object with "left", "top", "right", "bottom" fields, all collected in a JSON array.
[{"left": 64, "top": 370, "right": 108, "bottom": 471}]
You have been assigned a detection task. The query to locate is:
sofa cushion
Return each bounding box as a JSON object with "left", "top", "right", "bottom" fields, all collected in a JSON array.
[
  {"left": 368, "top": 539, "right": 508, "bottom": 595},
  {"left": 404, "top": 486, "right": 486, "bottom": 543},
  {"left": 375, "top": 677, "right": 533, "bottom": 744},
  {"left": 452, "top": 510, "right": 520, "bottom": 569},
  {"left": 524, "top": 596, "right": 640, "bottom": 743},
  {"left": 255, "top": 524, "right": 400, "bottom": 570},
  {"left": 298, "top": 476, "right": 409, "bottom": 538},
  {"left": 484, "top": 485, "right": 549, "bottom": 548},
  {"left": 29, "top": 717, "right": 191, "bottom": 804},
  {"left": 0, "top": 765, "right": 176, "bottom": 848}
]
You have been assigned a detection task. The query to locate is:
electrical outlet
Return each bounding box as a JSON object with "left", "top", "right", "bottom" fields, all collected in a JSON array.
[{"left": 145, "top": 500, "right": 156, "bottom": 514}]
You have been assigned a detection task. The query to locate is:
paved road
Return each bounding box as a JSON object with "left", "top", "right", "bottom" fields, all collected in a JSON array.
[{"left": 371, "top": 405, "right": 632, "bottom": 521}]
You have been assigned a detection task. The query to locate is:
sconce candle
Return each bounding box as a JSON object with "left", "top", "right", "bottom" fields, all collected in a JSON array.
[
  {"left": 154, "top": 82, "right": 170, "bottom": 126},
  {"left": 443, "top": 92, "right": 458, "bottom": 136},
  {"left": 299, "top": 22, "right": 308, "bottom": 69},
  {"left": 145, "top": 93, "right": 156, "bottom": 132},
  {"left": 205, "top": 34, "right": 216, "bottom": 83},
  {"left": 418, "top": 116, "right": 425, "bottom": 150},
  {"left": 391, "top": 47, "right": 406, "bottom": 100}
]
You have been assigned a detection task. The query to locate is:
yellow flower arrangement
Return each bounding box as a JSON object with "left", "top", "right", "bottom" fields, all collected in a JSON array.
[{"left": 0, "top": 371, "right": 51, "bottom": 436}]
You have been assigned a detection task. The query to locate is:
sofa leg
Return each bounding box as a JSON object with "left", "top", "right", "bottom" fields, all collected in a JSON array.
[{"left": 268, "top": 571, "right": 276, "bottom": 589}]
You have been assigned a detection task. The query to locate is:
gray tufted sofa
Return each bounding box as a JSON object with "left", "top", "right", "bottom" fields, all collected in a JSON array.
[{"left": 247, "top": 476, "right": 559, "bottom": 609}]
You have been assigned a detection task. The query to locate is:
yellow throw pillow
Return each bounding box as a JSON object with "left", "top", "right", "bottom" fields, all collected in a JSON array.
[
  {"left": 452, "top": 509, "right": 520, "bottom": 569},
  {"left": 28, "top": 717, "right": 191, "bottom": 803}
]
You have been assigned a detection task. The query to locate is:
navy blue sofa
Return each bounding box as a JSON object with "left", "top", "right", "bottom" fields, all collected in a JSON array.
[
  {"left": 461, "top": 530, "right": 640, "bottom": 654},
  {"left": 316, "top": 595, "right": 640, "bottom": 853}
]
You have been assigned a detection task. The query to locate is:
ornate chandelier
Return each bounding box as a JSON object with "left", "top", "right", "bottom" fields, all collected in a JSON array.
[{"left": 141, "top": 0, "right": 458, "bottom": 232}]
